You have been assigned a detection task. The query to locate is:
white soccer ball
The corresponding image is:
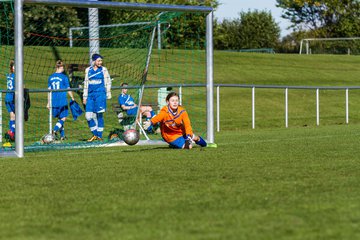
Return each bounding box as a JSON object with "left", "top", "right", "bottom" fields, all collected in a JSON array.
[
  {"left": 123, "top": 129, "right": 140, "bottom": 146},
  {"left": 42, "top": 134, "right": 55, "bottom": 144}
]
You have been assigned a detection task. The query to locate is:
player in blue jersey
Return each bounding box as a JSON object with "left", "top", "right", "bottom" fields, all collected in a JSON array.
[
  {"left": 118, "top": 82, "right": 155, "bottom": 125},
  {"left": 83, "top": 53, "right": 112, "bottom": 142},
  {"left": 5, "top": 60, "right": 16, "bottom": 141},
  {"left": 47, "top": 60, "right": 75, "bottom": 140}
]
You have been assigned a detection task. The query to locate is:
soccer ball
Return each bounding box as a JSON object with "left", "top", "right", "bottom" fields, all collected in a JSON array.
[
  {"left": 123, "top": 129, "right": 140, "bottom": 146},
  {"left": 42, "top": 134, "right": 55, "bottom": 144}
]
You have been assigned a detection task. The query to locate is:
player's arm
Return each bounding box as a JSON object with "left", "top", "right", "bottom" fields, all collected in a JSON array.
[
  {"left": 150, "top": 110, "right": 165, "bottom": 125},
  {"left": 65, "top": 76, "right": 75, "bottom": 101},
  {"left": 120, "top": 103, "right": 137, "bottom": 111},
  {"left": 47, "top": 90, "right": 51, "bottom": 110},
  {"left": 47, "top": 78, "right": 51, "bottom": 109},
  {"left": 121, "top": 105, "right": 135, "bottom": 111},
  {"left": 103, "top": 67, "right": 112, "bottom": 99},
  {"left": 122, "top": 102, "right": 137, "bottom": 110},
  {"left": 118, "top": 96, "right": 127, "bottom": 111},
  {"left": 119, "top": 95, "right": 136, "bottom": 111},
  {"left": 68, "top": 90, "right": 75, "bottom": 101},
  {"left": 83, "top": 67, "right": 89, "bottom": 104}
]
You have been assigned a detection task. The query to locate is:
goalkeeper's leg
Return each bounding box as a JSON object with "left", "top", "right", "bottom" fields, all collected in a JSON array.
[{"left": 193, "top": 134, "right": 207, "bottom": 147}]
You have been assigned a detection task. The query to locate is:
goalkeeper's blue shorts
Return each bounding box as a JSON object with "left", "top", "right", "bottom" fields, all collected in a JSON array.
[{"left": 169, "top": 135, "right": 187, "bottom": 149}]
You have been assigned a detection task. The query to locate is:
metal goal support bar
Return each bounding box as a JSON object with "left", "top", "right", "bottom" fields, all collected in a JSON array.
[{"left": 24, "top": 0, "right": 213, "bottom": 12}]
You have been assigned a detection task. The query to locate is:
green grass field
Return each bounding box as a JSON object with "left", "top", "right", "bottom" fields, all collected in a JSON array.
[
  {"left": 1, "top": 125, "right": 360, "bottom": 239},
  {"left": 2, "top": 52, "right": 360, "bottom": 239}
]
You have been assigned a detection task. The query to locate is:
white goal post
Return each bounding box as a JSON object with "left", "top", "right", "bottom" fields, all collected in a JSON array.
[
  {"left": 12, "top": 0, "right": 214, "bottom": 158},
  {"left": 299, "top": 37, "right": 360, "bottom": 54}
]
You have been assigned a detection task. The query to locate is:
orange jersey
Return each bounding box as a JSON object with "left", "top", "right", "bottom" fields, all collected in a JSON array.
[{"left": 150, "top": 105, "right": 193, "bottom": 143}]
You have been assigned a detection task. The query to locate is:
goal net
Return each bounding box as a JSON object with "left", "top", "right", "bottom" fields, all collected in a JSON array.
[
  {"left": 299, "top": 37, "right": 360, "bottom": 55},
  {"left": 0, "top": 0, "right": 212, "bottom": 153}
]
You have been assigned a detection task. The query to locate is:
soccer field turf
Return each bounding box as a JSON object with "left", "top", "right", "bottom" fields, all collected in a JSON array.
[{"left": 1, "top": 124, "right": 360, "bottom": 239}]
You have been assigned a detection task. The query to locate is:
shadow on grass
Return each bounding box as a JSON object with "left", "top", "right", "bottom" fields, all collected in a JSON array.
[{"left": 121, "top": 146, "right": 171, "bottom": 153}]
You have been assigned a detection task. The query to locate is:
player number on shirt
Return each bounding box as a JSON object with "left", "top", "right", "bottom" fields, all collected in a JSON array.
[
  {"left": 7, "top": 80, "right": 13, "bottom": 90},
  {"left": 51, "top": 81, "right": 60, "bottom": 90}
]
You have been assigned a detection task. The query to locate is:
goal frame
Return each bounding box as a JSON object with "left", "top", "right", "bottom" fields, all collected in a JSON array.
[
  {"left": 299, "top": 37, "right": 360, "bottom": 54},
  {"left": 12, "top": 0, "right": 214, "bottom": 157}
]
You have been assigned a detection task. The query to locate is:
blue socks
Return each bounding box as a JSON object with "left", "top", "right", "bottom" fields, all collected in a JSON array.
[
  {"left": 9, "top": 120, "right": 15, "bottom": 133},
  {"left": 96, "top": 113, "right": 104, "bottom": 138},
  {"left": 60, "top": 127, "right": 65, "bottom": 138},
  {"left": 195, "top": 136, "right": 207, "bottom": 147},
  {"left": 54, "top": 119, "right": 64, "bottom": 132},
  {"left": 87, "top": 118, "right": 98, "bottom": 136}
]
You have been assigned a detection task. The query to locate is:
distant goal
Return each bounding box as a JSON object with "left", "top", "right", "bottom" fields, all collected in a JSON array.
[{"left": 299, "top": 37, "right": 360, "bottom": 55}]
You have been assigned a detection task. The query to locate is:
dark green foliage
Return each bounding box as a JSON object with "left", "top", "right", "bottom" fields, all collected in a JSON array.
[
  {"left": 1, "top": 0, "right": 219, "bottom": 47},
  {"left": 214, "top": 10, "right": 280, "bottom": 50},
  {"left": 0, "top": 1, "right": 14, "bottom": 45},
  {"left": 23, "top": 5, "right": 81, "bottom": 39},
  {"left": 276, "top": 0, "right": 360, "bottom": 38},
  {"left": 104, "top": 0, "right": 217, "bottom": 50}
]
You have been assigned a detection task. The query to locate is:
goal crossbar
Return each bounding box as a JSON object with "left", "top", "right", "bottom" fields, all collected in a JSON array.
[{"left": 24, "top": 0, "right": 213, "bottom": 12}]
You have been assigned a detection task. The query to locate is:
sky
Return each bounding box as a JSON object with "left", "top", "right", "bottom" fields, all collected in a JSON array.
[{"left": 214, "top": 0, "right": 292, "bottom": 37}]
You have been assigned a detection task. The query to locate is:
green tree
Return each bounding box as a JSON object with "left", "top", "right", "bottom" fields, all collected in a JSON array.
[
  {"left": 1, "top": 0, "right": 219, "bottom": 47},
  {"left": 276, "top": 0, "right": 360, "bottom": 37},
  {"left": 215, "top": 10, "right": 280, "bottom": 50},
  {"left": 103, "top": 0, "right": 220, "bottom": 49},
  {"left": 24, "top": 5, "right": 81, "bottom": 44},
  {"left": 0, "top": 2, "right": 81, "bottom": 45}
]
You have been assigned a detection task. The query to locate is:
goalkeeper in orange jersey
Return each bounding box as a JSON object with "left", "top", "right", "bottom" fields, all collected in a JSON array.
[{"left": 148, "top": 92, "right": 207, "bottom": 149}]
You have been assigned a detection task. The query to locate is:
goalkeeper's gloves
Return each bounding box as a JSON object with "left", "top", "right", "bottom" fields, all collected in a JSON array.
[
  {"left": 146, "top": 122, "right": 154, "bottom": 133},
  {"left": 186, "top": 134, "right": 194, "bottom": 144},
  {"left": 143, "top": 120, "right": 151, "bottom": 129}
]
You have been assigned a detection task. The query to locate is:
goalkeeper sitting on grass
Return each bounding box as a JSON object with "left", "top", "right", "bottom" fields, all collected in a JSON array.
[{"left": 147, "top": 92, "right": 207, "bottom": 149}]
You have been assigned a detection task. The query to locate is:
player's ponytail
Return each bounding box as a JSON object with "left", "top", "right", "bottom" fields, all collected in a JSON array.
[{"left": 56, "top": 60, "right": 63, "bottom": 69}]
